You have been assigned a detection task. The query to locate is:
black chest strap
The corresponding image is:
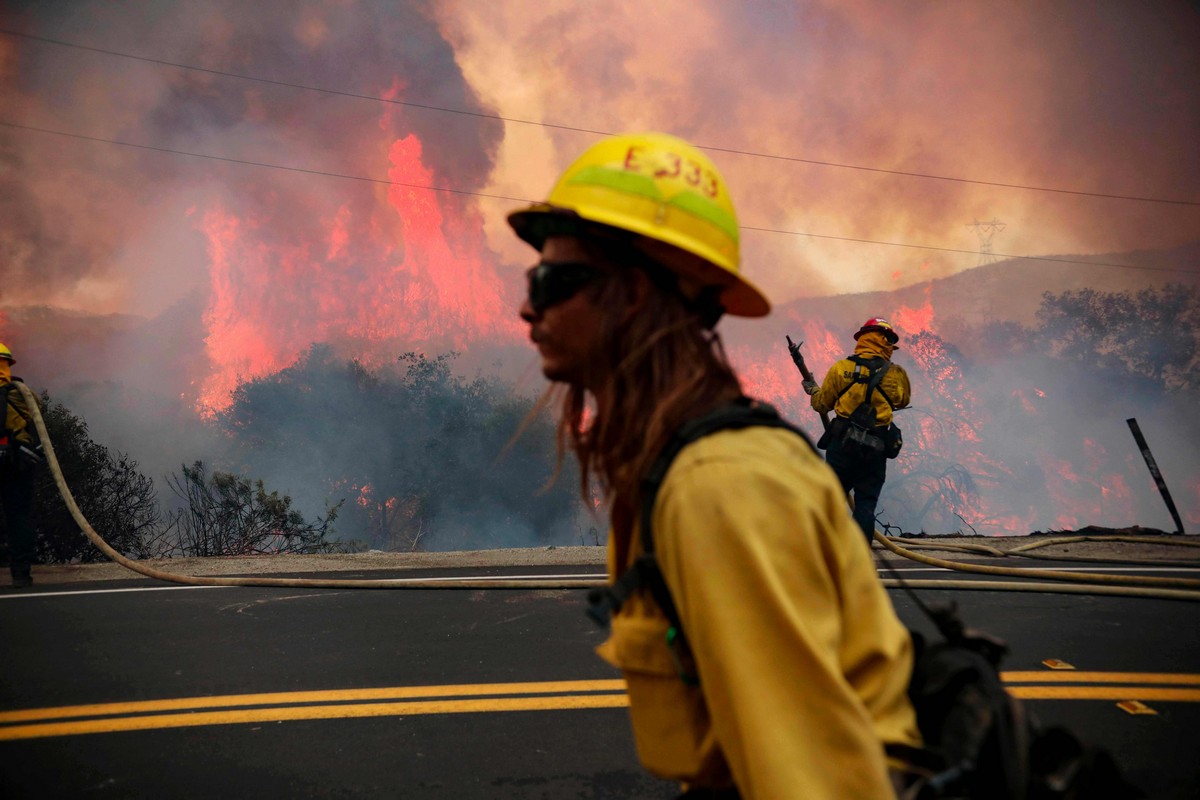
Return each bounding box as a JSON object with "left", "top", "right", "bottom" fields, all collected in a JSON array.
[{"left": 840, "top": 356, "right": 896, "bottom": 413}]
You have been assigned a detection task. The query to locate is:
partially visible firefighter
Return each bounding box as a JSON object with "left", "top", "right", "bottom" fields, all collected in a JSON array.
[
  {"left": 510, "top": 133, "right": 921, "bottom": 797},
  {"left": 805, "top": 318, "right": 911, "bottom": 543},
  {"left": 0, "top": 342, "right": 43, "bottom": 588}
]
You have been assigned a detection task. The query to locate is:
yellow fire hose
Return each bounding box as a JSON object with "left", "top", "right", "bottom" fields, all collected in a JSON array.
[
  {"left": 895, "top": 535, "right": 1200, "bottom": 556},
  {"left": 1010, "top": 535, "right": 1200, "bottom": 553},
  {"left": 872, "top": 532, "right": 1200, "bottom": 600},
  {"left": 16, "top": 382, "right": 1200, "bottom": 601},
  {"left": 893, "top": 535, "right": 1200, "bottom": 567}
]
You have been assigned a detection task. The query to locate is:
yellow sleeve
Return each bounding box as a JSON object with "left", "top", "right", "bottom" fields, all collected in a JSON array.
[
  {"left": 810, "top": 361, "right": 849, "bottom": 415},
  {"left": 653, "top": 431, "right": 910, "bottom": 797},
  {"left": 884, "top": 364, "right": 911, "bottom": 410}
]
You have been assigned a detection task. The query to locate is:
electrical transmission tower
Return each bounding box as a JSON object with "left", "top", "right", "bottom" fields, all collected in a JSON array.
[{"left": 965, "top": 218, "right": 1006, "bottom": 266}]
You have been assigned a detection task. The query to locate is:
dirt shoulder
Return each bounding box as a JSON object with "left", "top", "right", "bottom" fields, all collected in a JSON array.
[
  {"left": 19, "top": 545, "right": 610, "bottom": 586},
  {"left": 11, "top": 528, "right": 1198, "bottom": 587}
]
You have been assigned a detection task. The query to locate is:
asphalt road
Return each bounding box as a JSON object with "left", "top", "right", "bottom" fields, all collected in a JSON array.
[{"left": 1, "top": 562, "right": 1198, "bottom": 799}]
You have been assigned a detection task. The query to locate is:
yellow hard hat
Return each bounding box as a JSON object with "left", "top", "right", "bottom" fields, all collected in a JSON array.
[
  {"left": 0, "top": 342, "right": 13, "bottom": 365},
  {"left": 508, "top": 132, "right": 770, "bottom": 317}
]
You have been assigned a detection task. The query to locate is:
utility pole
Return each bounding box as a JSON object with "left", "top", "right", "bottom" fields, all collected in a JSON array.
[
  {"left": 966, "top": 218, "right": 1006, "bottom": 266},
  {"left": 1127, "top": 418, "right": 1185, "bottom": 534}
]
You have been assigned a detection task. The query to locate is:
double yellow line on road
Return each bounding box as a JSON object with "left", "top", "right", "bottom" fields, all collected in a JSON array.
[
  {"left": 1003, "top": 671, "right": 1200, "bottom": 701},
  {"left": 2, "top": 673, "right": 1198, "bottom": 742},
  {"left": 0, "top": 680, "right": 628, "bottom": 741}
]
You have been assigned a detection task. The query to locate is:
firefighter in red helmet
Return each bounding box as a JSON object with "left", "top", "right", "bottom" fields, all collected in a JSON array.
[{"left": 805, "top": 318, "right": 911, "bottom": 543}]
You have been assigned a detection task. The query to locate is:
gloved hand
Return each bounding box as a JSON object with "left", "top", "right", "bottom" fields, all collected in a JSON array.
[{"left": 802, "top": 380, "right": 819, "bottom": 396}]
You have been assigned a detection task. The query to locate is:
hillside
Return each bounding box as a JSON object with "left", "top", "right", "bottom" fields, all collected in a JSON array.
[
  {"left": 5, "top": 241, "right": 1196, "bottom": 396},
  {"left": 779, "top": 240, "right": 1200, "bottom": 325}
]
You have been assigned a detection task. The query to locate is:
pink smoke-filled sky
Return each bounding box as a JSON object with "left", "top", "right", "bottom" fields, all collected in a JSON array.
[
  {"left": 1, "top": 0, "right": 1196, "bottom": 318},
  {"left": 1, "top": 1, "right": 1197, "bottom": 539}
]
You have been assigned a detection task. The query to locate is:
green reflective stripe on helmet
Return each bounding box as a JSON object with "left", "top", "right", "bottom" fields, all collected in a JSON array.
[
  {"left": 567, "top": 166, "right": 664, "bottom": 201},
  {"left": 667, "top": 192, "right": 739, "bottom": 243},
  {"left": 568, "top": 166, "right": 738, "bottom": 242}
]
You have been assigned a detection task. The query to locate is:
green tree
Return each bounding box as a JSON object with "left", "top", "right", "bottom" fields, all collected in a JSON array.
[
  {"left": 26, "top": 391, "right": 164, "bottom": 563},
  {"left": 8, "top": 393, "right": 164, "bottom": 563},
  {"left": 218, "top": 346, "right": 583, "bottom": 551},
  {"left": 165, "top": 461, "right": 343, "bottom": 557},
  {"left": 1035, "top": 284, "right": 1199, "bottom": 390}
]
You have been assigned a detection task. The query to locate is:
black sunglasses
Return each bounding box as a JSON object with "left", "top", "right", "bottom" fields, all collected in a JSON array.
[{"left": 525, "top": 261, "right": 602, "bottom": 314}]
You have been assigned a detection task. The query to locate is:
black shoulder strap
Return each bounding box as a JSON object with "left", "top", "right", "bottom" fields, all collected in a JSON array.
[
  {"left": 869, "top": 363, "right": 899, "bottom": 412},
  {"left": 864, "top": 360, "right": 889, "bottom": 405},
  {"left": 638, "top": 398, "right": 811, "bottom": 547},
  {"left": 586, "top": 398, "right": 813, "bottom": 633},
  {"left": 859, "top": 358, "right": 898, "bottom": 410}
]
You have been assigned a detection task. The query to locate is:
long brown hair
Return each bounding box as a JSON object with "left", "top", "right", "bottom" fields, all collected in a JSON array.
[{"left": 556, "top": 236, "right": 743, "bottom": 538}]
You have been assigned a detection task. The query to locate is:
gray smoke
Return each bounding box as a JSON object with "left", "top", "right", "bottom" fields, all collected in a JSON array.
[{"left": 0, "top": 0, "right": 502, "bottom": 311}]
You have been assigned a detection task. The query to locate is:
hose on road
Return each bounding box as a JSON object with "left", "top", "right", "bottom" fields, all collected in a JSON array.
[
  {"left": 872, "top": 531, "right": 1200, "bottom": 600},
  {"left": 17, "top": 382, "right": 1200, "bottom": 600}
]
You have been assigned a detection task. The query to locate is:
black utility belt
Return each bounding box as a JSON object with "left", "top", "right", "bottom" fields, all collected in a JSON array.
[{"left": 831, "top": 416, "right": 887, "bottom": 436}]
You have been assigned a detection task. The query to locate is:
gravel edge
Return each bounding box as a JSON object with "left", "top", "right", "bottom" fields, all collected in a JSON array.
[{"left": 11, "top": 532, "right": 1197, "bottom": 586}]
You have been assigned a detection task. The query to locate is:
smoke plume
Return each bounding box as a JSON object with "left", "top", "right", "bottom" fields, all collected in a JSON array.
[{"left": 1, "top": 1, "right": 1197, "bottom": 543}]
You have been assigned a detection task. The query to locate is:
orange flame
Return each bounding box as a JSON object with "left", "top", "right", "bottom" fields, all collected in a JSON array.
[
  {"left": 891, "top": 290, "right": 935, "bottom": 337},
  {"left": 195, "top": 130, "right": 521, "bottom": 416},
  {"left": 186, "top": 137, "right": 1187, "bottom": 537}
]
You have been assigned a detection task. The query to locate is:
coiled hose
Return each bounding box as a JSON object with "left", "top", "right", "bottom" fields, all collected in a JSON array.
[{"left": 17, "top": 382, "right": 1200, "bottom": 600}]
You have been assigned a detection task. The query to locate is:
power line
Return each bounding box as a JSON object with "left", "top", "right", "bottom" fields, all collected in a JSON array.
[
  {"left": 3, "top": 27, "right": 1198, "bottom": 209},
  {"left": 2, "top": 120, "right": 1194, "bottom": 276},
  {"left": 0, "top": 121, "right": 531, "bottom": 205},
  {"left": 739, "top": 226, "right": 1193, "bottom": 274}
]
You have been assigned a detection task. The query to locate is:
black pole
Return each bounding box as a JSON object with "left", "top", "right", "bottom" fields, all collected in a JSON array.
[{"left": 1126, "top": 418, "right": 1185, "bottom": 534}]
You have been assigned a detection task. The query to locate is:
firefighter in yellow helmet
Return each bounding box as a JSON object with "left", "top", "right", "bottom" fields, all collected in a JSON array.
[
  {"left": 806, "top": 318, "right": 912, "bottom": 543},
  {"left": 510, "top": 134, "right": 919, "bottom": 797},
  {"left": 0, "top": 342, "right": 44, "bottom": 588}
]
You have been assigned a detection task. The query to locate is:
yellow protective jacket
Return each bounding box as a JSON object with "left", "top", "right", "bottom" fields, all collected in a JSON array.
[
  {"left": 596, "top": 425, "right": 921, "bottom": 797},
  {"left": 2, "top": 377, "right": 39, "bottom": 447},
  {"left": 811, "top": 332, "right": 911, "bottom": 426}
]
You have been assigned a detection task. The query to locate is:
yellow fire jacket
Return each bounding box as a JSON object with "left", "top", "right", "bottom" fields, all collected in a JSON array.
[
  {"left": 2, "top": 377, "right": 39, "bottom": 447},
  {"left": 811, "top": 333, "right": 911, "bottom": 426},
  {"left": 596, "top": 426, "right": 921, "bottom": 797}
]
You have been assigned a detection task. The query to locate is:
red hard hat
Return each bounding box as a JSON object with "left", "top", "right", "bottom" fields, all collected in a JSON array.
[{"left": 853, "top": 317, "right": 899, "bottom": 344}]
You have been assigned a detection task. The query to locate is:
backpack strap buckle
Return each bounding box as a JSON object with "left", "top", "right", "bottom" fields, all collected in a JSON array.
[{"left": 585, "top": 554, "right": 659, "bottom": 628}]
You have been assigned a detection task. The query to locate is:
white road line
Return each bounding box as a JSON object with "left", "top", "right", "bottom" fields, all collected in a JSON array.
[
  {"left": 387, "top": 573, "right": 604, "bottom": 582},
  {"left": 0, "top": 585, "right": 232, "bottom": 599}
]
